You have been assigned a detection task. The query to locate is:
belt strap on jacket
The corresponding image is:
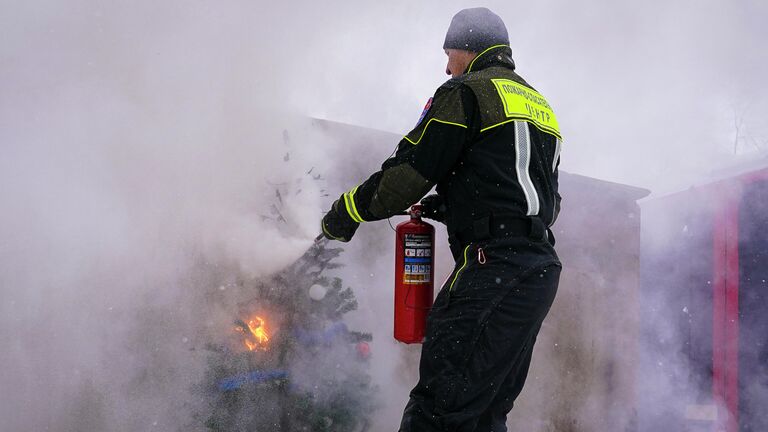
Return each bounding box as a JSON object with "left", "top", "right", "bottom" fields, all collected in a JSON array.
[{"left": 453, "top": 214, "right": 550, "bottom": 245}]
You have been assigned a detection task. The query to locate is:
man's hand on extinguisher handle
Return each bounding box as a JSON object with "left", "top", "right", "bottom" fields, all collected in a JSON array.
[{"left": 419, "top": 194, "right": 447, "bottom": 223}]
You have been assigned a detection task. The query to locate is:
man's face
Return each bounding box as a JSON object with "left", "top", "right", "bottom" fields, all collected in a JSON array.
[{"left": 445, "top": 49, "right": 477, "bottom": 78}]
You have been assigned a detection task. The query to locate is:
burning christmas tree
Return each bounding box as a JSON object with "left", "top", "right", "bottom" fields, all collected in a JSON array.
[{"left": 198, "top": 149, "right": 376, "bottom": 431}]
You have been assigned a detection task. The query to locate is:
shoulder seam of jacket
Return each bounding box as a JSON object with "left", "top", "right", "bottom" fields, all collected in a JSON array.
[
  {"left": 480, "top": 118, "right": 563, "bottom": 139},
  {"left": 405, "top": 118, "right": 468, "bottom": 145}
]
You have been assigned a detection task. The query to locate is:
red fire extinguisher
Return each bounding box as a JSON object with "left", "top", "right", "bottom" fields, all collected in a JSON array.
[{"left": 394, "top": 204, "right": 435, "bottom": 344}]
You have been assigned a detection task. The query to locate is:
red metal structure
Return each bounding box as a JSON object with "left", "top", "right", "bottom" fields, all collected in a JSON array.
[
  {"left": 641, "top": 166, "right": 768, "bottom": 432},
  {"left": 394, "top": 205, "right": 435, "bottom": 344}
]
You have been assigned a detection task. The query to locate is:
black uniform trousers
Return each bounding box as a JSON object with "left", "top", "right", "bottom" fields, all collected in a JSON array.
[{"left": 399, "top": 235, "right": 561, "bottom": 432}]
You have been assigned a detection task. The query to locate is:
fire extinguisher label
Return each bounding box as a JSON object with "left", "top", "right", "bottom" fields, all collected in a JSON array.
[{"left": 403, "top": 233, "right": 432, "bottom": 284}]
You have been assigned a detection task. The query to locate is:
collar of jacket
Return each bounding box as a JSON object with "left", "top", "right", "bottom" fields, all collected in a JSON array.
[{"left": 464, "top": 45, "right": 515, "bottom": 74}]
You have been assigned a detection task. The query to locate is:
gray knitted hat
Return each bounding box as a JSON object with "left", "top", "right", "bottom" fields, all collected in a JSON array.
[{"left": 443, "top": 7, "right": 509, "bottom": 52}]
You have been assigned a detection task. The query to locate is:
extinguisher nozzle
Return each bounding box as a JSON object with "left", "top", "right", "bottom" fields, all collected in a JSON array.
[{"left": 314, "top": 234, "right": 330, "bottom": 247}]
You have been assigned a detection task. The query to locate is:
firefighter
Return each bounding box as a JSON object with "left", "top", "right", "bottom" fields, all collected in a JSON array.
[{"left": 321, "top": 7, "right": 562, "bottom": 431}]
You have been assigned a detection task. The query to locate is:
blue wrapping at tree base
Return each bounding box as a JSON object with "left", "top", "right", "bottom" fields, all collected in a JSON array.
[{"left": 218, "top": 370, "right": 289, "bottom": 392}]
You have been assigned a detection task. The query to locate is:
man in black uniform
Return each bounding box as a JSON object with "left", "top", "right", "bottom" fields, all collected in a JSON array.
[{"left": 321, "top": 8, "right": 562, "bottom": 431}]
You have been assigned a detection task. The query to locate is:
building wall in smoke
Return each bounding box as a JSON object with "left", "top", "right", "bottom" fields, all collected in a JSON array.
[
  {"left": 639, "top": 164, "right": 768, "bottom": 432},
  {"left": 508, "top": 173, "right": 649, "bottom": 432}
]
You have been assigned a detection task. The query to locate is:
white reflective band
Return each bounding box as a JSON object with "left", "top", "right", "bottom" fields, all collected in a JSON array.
[
  {"left": 553, "top": 138, "right": 562, "bottom": 173},
  {"left": 514, "top": 121, "right": 540, "bottom": 216}
]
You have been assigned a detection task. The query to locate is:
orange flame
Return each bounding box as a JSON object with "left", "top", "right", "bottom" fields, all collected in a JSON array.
[{"left": 236, "top": 316, "right": 270, "bottom": 351}]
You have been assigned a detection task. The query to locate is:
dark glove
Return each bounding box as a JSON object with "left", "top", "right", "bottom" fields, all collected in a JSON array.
[
  {"left": 420, "top": 194, "right": 447, "bottom": 223},
  {"left": 321, "top": 197, "right": 360, "bottom": 242}
]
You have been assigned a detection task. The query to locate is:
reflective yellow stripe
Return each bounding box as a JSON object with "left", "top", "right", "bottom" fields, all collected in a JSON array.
[
  {"left": 342, "top": 192, "right": 356, "bottom": 221},
  {"left": 488, "top": 78, "right": 561, "bottom": 139},
  {"left": 480, "top": 118, "right": 563, "bottom": 140},
  {"left": 466, "top": 44, "right": 509, "bottom": 73},
  {"left": 348, "top": 186, "right": 365, "bottom": 222},
  {"left": 448, "top": 245, "right": 471, "bottom": 292},
  {"left": 343, "top": 186, "right": 365, "bottom": 223},
  {"left": 404, "top": 118, "right": 468, "bottom": 145}
]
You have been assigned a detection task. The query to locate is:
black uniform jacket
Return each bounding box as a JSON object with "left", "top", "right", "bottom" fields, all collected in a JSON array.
[{"left": 330, "top": 45, "right": 562, "bottom": 257}]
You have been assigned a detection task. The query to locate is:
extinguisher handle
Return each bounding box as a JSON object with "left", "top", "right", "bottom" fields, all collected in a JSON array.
[{"left": 409, "top": 204, "right": 424, "bottom": 219}]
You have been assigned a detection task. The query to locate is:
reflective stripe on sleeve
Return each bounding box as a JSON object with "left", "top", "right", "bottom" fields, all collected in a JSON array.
[{"left": 343, "top": 185, "right": 366, "bottom": 223}]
